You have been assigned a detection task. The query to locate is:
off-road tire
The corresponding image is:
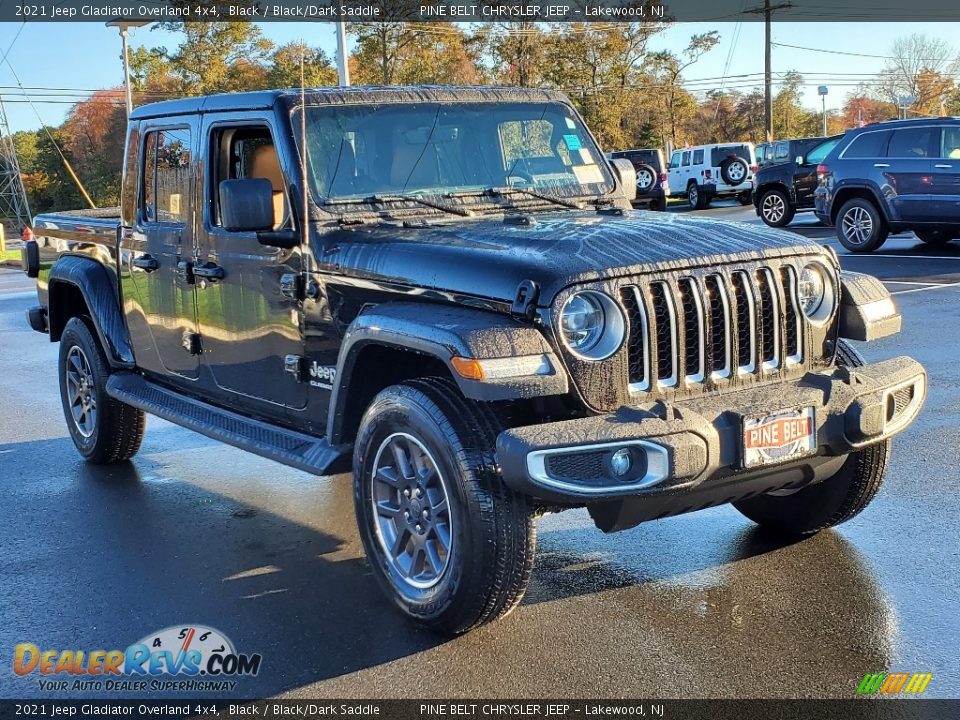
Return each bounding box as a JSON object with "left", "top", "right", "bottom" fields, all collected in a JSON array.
[
  {"left": 720, "top": 157, "right": 749, "bottom": 186},
  {"left": 687, "top": 182, "right": 707, "bottom": 210},
  {"left": 650, "top": 196, "right": 667, "bottom": 212},
  {"left": 915, "top": 229, "right": 953, "bottom": 246},
  {"left": 634, "top": 163, "right": 656, "bottom": 193},
  {"left": 353, "top": 377, "right": 536, "bottom": 634},
  {"left": 836, "top": 198, "right": 889, "bottom": 253},
  {"left": 758, "top": 188, "right": 795, "bottom": 227},
  {"left": 737, "top": 190, "right": 753, "bottom": 206},
  {"left": 59, "top": 317, "right": 145, "bottom": 463},
  {"left": 732, "top": 340, "right": 890, "bottom": 535}
]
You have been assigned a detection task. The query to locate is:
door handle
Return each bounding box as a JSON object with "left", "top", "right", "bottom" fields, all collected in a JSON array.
[
  {"left": 935, "top": 163, "right": 953, "bottom": 168},
  {"left": 192, "top": 262, "right": 225, "bottom": 281},
  {"left": 132, "top": 255, "right": 159, "bottom": 272},
  {"left": 873, "top": 163, "right": 890, "bottom": 168}
]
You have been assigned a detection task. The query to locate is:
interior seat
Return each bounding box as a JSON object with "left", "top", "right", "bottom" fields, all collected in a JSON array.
[{"left": 249, "top": 144, "right": 288, "bottom": 229}]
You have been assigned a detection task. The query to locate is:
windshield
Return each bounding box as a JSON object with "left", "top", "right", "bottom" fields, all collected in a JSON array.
[{"left": 295, "top": 101, "right": 615, "bottom": 207}]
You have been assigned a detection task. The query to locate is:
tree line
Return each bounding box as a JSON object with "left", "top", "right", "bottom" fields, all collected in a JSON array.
[{"left": 11, "top": 21, "right": 960, "bottom": 214}]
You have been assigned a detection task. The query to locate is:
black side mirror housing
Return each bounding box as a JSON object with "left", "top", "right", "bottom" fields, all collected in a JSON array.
[{"left": 219, "top": 178, "right": 275, "bottom": 232}]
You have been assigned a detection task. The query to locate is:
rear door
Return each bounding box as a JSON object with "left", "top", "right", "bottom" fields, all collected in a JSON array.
[
  {"left": 882, "top": 126, "right": 936, "bottom": 222},
  {"left": 930, "top": 125, "right": 960, "bottom": 223},
  {"left": 122, "top": 120, "right": 201, "bottom": 384}
]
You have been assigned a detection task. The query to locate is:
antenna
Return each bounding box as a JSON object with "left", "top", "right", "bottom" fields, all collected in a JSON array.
[
  {"left": 0, "top": 95, "right": 32, "bottom": 230},
  {"left": 300, "top": 51, "right": 309, "bottom": 249}
]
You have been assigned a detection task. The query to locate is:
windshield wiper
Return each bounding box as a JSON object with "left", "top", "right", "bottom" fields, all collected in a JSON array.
[
  {"left": 450, "top": 187, "right": 584, "bottom": 211},
  {"left": 325, "top": 194, "right": 474, "bottom": 218}
]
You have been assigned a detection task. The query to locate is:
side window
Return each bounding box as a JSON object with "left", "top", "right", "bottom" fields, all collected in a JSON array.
[
  {"left": 669, "top": 151, "right": 681, "bottom": 169},
  {"left": 692, "top": 149, "right": 704, "bottom": 165},
  {"left": 939, "top": 127, "right": 960, "bottom": 159},
  {"left": 886, "top": 127, "right": 933, "bottom": 158},
  {"left": 141, "top": 128, "right": 191, "bottom": 225},
  {"left": 210, "top": 126, "right": 288, "bottom": 229},
  {"left": 775, "top": 142, "right": 790, "bottom": 160},
  {"left": 681, "top": 151, "right": 691, "bottom": 167},
  {"left": 842, "top": 131, "right": 891, "bottom": 159}
]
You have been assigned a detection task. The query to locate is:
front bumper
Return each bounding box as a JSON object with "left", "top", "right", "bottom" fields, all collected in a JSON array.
[{"left": 496, "top": 356, "right": 925, "bottom": 509}]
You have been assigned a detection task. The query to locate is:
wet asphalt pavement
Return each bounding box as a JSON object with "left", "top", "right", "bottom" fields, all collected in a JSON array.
[{"left": 0, "top": 206, "right": 958, "bottom": 700}]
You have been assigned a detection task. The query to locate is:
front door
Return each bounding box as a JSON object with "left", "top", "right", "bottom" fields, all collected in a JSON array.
[
  {"left": 122, "top": 121, "right": 200, "bottom": 383},
  {"left": 194, "top": 116, "right": 307, "bottom": 417}
]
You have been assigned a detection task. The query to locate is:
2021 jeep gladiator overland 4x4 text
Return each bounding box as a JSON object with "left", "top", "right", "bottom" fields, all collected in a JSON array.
[{"left": 23, "top": 86, "right": 925, "bottom": 634}]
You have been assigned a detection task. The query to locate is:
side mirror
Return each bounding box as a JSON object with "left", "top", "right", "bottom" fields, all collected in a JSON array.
[
  {"left": 609, "top": 158, "right": 637, "bottom": 201},
  {"left": 219, "top": 179, "right": 275, "bottom": 232},
  {"left": 795, "top": 155, "right": 805, "bottom": 165}
]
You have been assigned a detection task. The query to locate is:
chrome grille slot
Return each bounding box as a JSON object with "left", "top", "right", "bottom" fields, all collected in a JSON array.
[
  {"left": 704, "top": 275, "right": 731, "bottom": 379},
  {"left": 620, "top": 286, "right": 650, "bottom": 391},
  {"left": 756, "top": 268, "right": 780, "bottom": 370},
  {"left": 731, "top": 271, "right": 756, "bottom": 374},
  {"left": 679, "top": 278, "right": 705, "bottom": 383},
  {"left": 780, "top": 266, "right": 803, "bottom": 364},
  {"left": 650, "top": 281, "right": 678, "bottom": 387}
]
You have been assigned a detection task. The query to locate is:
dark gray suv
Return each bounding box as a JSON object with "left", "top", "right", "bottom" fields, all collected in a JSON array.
[{"left": 815, "top": 118, "right": 960, "bottom": 252}]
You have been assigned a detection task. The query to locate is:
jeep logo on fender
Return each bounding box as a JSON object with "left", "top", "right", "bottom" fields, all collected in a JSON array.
[{"left": 309, "top": 361, "right": 336, "bottom": 388}]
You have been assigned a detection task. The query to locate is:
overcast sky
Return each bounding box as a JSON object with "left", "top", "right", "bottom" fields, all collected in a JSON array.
[{"left": 0, "top": 21, "right": 956, "bottom": 133}]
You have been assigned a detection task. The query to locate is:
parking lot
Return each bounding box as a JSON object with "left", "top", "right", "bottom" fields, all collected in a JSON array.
[{"left": 1, "top": 205, "right": 958, "bottom": 699}]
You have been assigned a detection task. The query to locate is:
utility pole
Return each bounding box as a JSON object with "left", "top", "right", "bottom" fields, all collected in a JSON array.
[
  {"left": 106, "top": 20, "right": 150, "bottom": 116},
  {"left": 748, "top": 1, "right": 792, "bottom": 144},
  {"left": 764, "top": 0, "right": 772, "bottom": 144}
]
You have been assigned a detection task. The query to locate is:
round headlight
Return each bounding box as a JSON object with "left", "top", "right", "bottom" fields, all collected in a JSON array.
[
  {"left": 559, "top": 291, "right": 625, "bottom": 360},
  {"left": 797, "top": 262, "right": 836, "bottom": 324}
]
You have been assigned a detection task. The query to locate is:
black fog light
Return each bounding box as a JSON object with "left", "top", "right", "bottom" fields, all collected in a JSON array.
[{"left": 604, "top": 447, "right": 648, "bottom": 483}]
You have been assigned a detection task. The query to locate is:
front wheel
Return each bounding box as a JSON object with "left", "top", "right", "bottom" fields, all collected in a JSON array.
[
  {"left": 353, "top": 378, "right": 536, "bottom": 634},
  {"left": 687, "top": 183, "right": 707, "bottom": 210},
  {"left": 836, "top": 198, "right": 889, "bottom": 252},
  {"left": 59, "top": 317, "right": 145, "bottom": 463},
  {"left": 732, "top": 341, "right": 889, "bottom": 535}
]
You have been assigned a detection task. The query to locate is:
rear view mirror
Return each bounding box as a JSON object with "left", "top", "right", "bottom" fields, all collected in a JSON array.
[
  {"left": 609, "top": 158, "right": 637, "bottom": 201},
  {"left": 219, "top": 179, "right": 275, "bottom": 232}
]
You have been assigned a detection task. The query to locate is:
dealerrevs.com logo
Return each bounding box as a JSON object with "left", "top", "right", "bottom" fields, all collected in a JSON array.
[{"left": 13, "top": 625, "right": 262, "bottom": 693}]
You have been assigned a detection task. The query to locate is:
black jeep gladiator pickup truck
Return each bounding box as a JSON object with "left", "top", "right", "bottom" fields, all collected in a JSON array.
[{"left": 23, "top": 86, "right": 925, "bottom": 634}]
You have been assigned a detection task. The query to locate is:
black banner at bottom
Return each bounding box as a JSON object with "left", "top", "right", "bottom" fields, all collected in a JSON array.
[{"left": 1, "top": 699, "right": 958, "bottom": 720}]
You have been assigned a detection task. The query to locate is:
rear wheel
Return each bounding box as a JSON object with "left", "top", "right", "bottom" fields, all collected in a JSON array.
[
  {"left": 836, "top": 198, "right": 889, "bottom": 252},
  {"left": 732, "top": 341, "right": 890, "bottom": 536},
  {"left": 687, "top": 183, "right": 707, "bottom": 210},
  {"left": 353, "top": 378, "right": 536, "bottom": 634},
  {"left": 737, "top": 190, "right": 753, "bottom": 206},
  {"left": 650, "top": 195, "right": 667, "bottom": 212},
  {"left": 58, "top": 317, "right": 145, "bottom": 463},
  {"left": 759, "top": 188, "right": 795, "bottom": 227},
  {"left": 915, "top": 229, "right": 953, "bottom": 246}
]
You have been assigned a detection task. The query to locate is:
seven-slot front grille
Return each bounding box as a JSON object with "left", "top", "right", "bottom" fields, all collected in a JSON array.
[{"left": 620, "top": 264, "right": 805, "bottom": 393}]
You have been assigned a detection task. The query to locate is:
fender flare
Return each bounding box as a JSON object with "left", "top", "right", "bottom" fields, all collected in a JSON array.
[
  {"left": 47, "top": 255, "right": 135, "bottom": 368},
  {"left": 326, "top": 302, "right": 568, "bottom": 445},
  {"left": 838, "top": 270, "right": 902, "bottom": 341},
  {"left": 831, "top": 182, "right": 891, "bottom": 224}
]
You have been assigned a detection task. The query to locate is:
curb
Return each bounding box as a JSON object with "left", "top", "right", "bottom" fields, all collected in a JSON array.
[{"left": 1, "top": 260, "right": 22, "bottom": 269}]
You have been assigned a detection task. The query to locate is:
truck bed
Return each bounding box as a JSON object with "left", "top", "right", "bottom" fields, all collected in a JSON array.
[{"left": 33, "top": 208, "right": 120, "bottom": 249}]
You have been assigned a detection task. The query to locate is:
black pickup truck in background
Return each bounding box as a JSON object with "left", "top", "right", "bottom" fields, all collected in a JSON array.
[{"left": 21, "top": 86, "right": 925, "bottom": 635}]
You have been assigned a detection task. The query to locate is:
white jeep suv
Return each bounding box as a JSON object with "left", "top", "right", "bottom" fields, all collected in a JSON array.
[{"left": 667, "top": 143, "right": 757, "bottom": 209}]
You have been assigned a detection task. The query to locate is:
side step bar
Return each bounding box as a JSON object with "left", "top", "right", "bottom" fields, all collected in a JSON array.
[{"left": 106, "top": 372, "right": 350, "bottom": 476}]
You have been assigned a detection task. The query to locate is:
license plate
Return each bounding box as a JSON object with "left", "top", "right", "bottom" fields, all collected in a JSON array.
[{"left": 742, "top": 407, "right": 816, "bottom": 468}]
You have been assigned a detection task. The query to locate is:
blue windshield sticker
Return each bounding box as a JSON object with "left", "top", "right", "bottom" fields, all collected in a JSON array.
[{"left": 563, "top": 134, "right": 582, "bottom": 151}]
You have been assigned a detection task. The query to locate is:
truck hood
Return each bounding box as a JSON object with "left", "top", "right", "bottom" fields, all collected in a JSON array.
[{"left": 320, "top": 210, "right": 826, "bottom": 306}]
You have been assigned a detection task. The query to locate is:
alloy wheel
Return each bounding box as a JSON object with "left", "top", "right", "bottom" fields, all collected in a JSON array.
[
  {"left": 370, "top": 432, "right": 454, "bottom": 590},
  {"left": 65, "top": 345, "right": 97, "bottom": 438},
  {"left": 762, "top": 193, "right": 786, "bottom": 223},
  {"left": 841, "top": 206, "right": 874, "bottom": 246},
  {"left": 728, "top": 163, "right": 746, "bottom": 182},
  {"left": 636, "top": 169, "right": 654, "bottom": 191}
]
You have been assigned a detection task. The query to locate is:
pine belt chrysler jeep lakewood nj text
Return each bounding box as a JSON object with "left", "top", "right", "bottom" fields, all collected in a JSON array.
[{"left": 22, "top": 87, "right": 925, "bottom": 634}]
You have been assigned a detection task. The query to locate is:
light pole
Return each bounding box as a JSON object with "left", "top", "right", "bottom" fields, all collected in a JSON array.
[
  {"left": 336, "top": 22, "right": 350, "bottom": 87},
  {"left": 818, "top": 85, "right": 828, "bottom": 136},
  {"left": 106, "top": 20, "right": 150, "bottom": 116}
]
